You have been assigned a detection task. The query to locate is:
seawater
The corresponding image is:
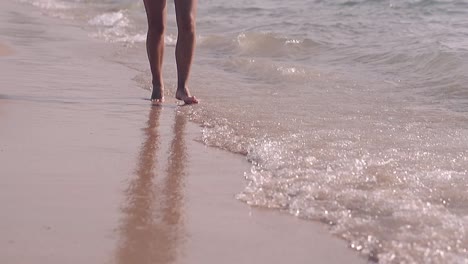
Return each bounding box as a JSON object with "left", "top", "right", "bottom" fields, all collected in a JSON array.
[{"left": 18, "top": 0, "right": 468, "bottom": 263}]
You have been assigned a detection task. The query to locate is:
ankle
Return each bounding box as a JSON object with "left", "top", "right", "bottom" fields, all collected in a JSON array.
[{"left": 177, "top": 88, "right": 189, "bottom": 94}]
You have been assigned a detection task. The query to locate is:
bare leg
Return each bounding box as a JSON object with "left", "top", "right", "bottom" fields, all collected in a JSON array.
[
  {"left": 174, "top": 0, "right": 199, "bottom": 104},
  {"left": 143, "top": 0, "right": 167, "bottom": 103}
]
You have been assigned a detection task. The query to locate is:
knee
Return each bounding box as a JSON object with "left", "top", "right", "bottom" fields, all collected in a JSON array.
[
  {"left": 147, "top": 19, "right": 165, "bottom": 36},
  {"left": 177, "top": 15, "right": 196, "bottom": 35}
]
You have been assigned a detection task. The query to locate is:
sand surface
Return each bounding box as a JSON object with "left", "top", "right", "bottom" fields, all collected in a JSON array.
[
  {"left": 0, "top": 0, "right": 367, "bottom": 263},
  {"left": 0, "top": 42, "right": 13, "bottom": 56}
]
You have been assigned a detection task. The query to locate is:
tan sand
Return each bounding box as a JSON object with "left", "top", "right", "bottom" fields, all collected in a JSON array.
[
  {"left": 0, "top": 0, "right": 367, "bottom": 263},
  {"left": 0, "top": 42, "right": 13, "bottom": 56}
]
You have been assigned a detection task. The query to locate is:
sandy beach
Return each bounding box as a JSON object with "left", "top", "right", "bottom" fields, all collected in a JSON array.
[
  {"left": 0, "top": 0, "right": 367, "bottom": 263},
  {"left": 0, "top": 42, "right": 13, "bottom": 56}
]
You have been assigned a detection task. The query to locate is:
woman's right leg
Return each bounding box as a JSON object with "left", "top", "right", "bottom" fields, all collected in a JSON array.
[{"left": 143, "top": 0, "right": 167, "bottom": 102}]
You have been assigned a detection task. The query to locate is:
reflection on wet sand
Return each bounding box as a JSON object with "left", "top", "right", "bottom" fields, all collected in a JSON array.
[{"left": 117, "top": 106, "right": 187, "bottom": 264}]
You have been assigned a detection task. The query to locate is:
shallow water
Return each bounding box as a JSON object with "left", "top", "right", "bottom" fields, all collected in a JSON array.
[{"left": 18, "top": 0, "right": 468, "bottom": 262}]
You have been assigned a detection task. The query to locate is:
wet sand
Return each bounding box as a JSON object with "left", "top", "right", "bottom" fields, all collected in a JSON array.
[
  {"left": 0, "top": 42, "right": 13, "bottom": 56},
  {"left": 0, "top": 0, "right": 367, "bottom": 263}
]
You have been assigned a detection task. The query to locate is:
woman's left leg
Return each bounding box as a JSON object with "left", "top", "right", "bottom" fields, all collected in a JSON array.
[{"left": 174, "top": 0, "right": 198, "bottom": 104}]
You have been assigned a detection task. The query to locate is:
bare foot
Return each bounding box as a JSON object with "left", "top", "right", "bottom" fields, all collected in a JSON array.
[
  {"left": 151, "top": 98, "right": 164, "bottom": 106},
  {"left": 151, "top": 85, "right": 164, "bottom": 105},
  {"left": 176, "top": 87, "right": 199, "bottom": 104}
]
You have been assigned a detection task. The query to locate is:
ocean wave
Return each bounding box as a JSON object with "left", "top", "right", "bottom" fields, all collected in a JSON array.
[
  {"left": 87, "top": 10, "right": 151, "bottom": 44},
  {"left": 189, "top": 103, "right": 468, "bottom": 264},
  {"left": 199, "top": 32, "right": 321, "bottom": 59},
  {"left": 222, "top": 57, "right": 314, "bottom": 84},
  {"left": 236, "top": 32, "right": 319, "bottom": 58},
  {"left": 89, "top": 30, "right": 146, "bottom": 44},
  {"left": 198, "top": 32, "right": 325, "bottom": 84},
  {"left": 22, "top": 0, "right": 71, "bottom": 10},
  {"left": 88, "top": 11, "right": 129, "bottom": 27}
]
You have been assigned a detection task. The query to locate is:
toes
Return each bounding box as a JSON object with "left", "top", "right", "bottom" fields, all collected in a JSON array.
[
  {"left": 184, "top": 96, "right": 199, "bottom": 104},
  {"left": 151, "top": 97, "right": 164, "bottom": 105}
]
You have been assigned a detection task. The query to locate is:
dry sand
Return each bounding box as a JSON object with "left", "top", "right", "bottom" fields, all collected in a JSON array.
[{"left": 0, "top": 0, "right": 367, "bottom": 263}]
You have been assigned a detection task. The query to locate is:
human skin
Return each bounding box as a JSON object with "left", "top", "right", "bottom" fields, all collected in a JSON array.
[{"left": 143, "top": 0, "right": 199, "bottom": 104}]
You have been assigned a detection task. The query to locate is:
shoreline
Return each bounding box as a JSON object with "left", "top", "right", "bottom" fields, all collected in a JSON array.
[{"left": 0, "top": 1, "right": 367, "bottom": 263}]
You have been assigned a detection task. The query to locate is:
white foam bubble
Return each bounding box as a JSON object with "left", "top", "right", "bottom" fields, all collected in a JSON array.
[
  {"left": 88, "top": 11, "right": 129, "bottom": 27},
  {"left": 87, "top": 11, "right": 149, "bottom": 44},
  {"left": 21, "top": 0, "right": 71, "bottom": 10},
  {"left": 165, "top": 34, "right": 177, "bottom": 46}
]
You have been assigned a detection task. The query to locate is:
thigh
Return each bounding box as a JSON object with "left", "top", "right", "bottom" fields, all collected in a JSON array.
[
  {"left": 174, "top": 0, "right": 197, "bottom": 29},
  {"left": 143, "top": 0, "right": 167, "bottom": 28}
]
